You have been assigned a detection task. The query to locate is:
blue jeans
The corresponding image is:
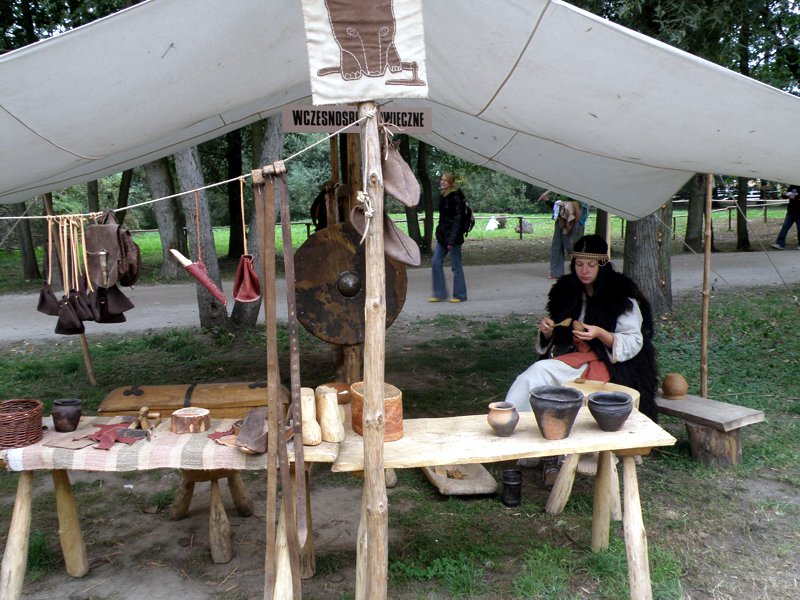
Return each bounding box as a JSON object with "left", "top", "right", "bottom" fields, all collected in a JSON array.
[
  {"left": 431, "top": 242, "right": 467, "bottom": 300},
  {"left": 775, "top": 211, "right": 800, "bottom": 247}
]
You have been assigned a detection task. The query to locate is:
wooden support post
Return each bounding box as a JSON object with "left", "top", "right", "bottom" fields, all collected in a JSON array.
[
  {"left": 355, "top": 490, "right": 368, "bottom": 600},
  {"left": 273, "top": 505, "right": 292, "bottom": 600},
  {"left": 545, "top": 453, "right": 579, "bottom": 515},
  {"left": 356, "top": 101, "right": 389, "bottom": 600},
  {"left": 701, "top": 173, "right": 713, "bottom": 397},
  {"left": 170, "top": 476, "right": 195, "bottom": 520},
  {"left": 346, "top": 133, "right": 361, "bottom": 215},
  {"left": 591, "top": 450, "right": 612, "bottom": 551},
  {"left": 0, "top": 471, "right": 34, "bottom": 600},
  {"left": 254, "top": 168, "right": 280, "bottom": 599},
  {"left": 622, "top": 456, "right": 652, "bottom": 600},
  {"left": 291, "top": 464, "right": 316, "bottom": 580},
  {"left": 52, "top": 470, "right": 89, "bottom": 577},
  {"left": 343, "top": 344, "right": 363, "bottom": 384},
  {"left": 78, "top": 334, "right": 97, "bottom": 385}
]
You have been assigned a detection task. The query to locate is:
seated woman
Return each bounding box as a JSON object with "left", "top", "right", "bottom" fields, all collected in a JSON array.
[{"left": 505, "top": 234, "right": 659, "bottom": 422}]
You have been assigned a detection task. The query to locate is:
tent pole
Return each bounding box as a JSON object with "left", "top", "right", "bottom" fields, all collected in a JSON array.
[
  {"left": 700, "top": 174, "right": 713, "bottom": 397},
  {"left": 355, "top": 101, "right": 389, "bottom": 600}
]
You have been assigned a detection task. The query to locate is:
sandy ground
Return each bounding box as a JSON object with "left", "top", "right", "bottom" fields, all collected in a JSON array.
[{"left": 2, "top": 252, "right": 800, "bottom": 343}]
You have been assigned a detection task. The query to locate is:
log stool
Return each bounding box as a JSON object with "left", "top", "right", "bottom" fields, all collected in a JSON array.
[{"left": 170, "top": 469, "right": 254, "bottom": 563}]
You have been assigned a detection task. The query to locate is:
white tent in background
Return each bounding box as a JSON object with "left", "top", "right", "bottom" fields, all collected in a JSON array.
[{"left": 1, "top": 0, "right": 799, "bottom": 218}]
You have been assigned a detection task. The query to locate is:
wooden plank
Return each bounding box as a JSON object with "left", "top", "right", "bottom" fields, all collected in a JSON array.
[
  {"left": 655, "top": 393, "right": 764, "bottom": 432},
  {"left": 332, "top": 410, "right": 676, "bottom": 473}
]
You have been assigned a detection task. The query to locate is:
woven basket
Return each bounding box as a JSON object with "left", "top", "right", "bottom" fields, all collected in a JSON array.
[{"left": 0, "top": 399, "right": 44, "bottom": 449}]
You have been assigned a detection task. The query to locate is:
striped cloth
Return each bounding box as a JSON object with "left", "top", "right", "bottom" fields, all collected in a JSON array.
[{"left": 1, "top": 417, "right": 337, "bottom": 473}]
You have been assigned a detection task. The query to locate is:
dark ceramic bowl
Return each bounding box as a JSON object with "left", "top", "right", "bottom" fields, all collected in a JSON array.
[
  {"left": 587, "top": 391, "right": 633, "bottom": 432},
  {"left": 529, "top": 386, "right": 584, "bottom": 440}
]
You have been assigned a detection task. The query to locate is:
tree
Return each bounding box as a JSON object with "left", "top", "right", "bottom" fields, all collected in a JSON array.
[
  {"left": 5, "top": 200, "right": 41, "bottom": 281},
  {"left": 417, "top": 141, "right": 435, "bottom": 253},
  {"left": 623, "top": 204, "right": 673, "bottom": 315},
  {"left": 229, "top": 114, "right": 284, "bottom": 329},
  {"left": 142, "top": 157, "right": 185, "bottom": 278},
  {"left": 174, "top": 146, "right": 228, "bottom": 329}
]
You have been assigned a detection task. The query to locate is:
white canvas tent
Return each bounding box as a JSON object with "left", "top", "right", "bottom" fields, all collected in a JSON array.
[{"left": 1, "top": 0, "right": 799, "bottom": 219}]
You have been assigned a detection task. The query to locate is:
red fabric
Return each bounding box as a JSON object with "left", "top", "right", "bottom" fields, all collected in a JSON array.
[{"left": 553, "top": 348, "right": 611, "bottom": 382}]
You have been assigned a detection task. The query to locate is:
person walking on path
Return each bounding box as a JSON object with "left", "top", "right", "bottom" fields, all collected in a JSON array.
[
  {"left": 770, "top": 183, "right": 800, "bottom": 250},
  {"left": 548, "top": 195, "right": 588, "bottom": 278},
  {"left": 429, "top": 172, "right": 468, "bottom": 303}
]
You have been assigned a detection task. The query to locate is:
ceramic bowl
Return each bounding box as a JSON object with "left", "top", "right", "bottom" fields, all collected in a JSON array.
[
  {"left": 529, "top": 385, "right": 584, "bottom": 440},
  {"left": 587, "top": 391, "right": 633, "bottom": 432}
]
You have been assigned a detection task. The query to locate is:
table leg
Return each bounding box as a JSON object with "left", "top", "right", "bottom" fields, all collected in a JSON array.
[
  {"left": 273, "top": 504, "right": 293, "bottom": 599},
  {"left": 52, "top": 470, "right": 89, "bottom": 577},
  {"left": 170, "top": 475, "right": 196, "bottom": 520},
  {"left": 209, "top": 479, "right": 233, "bottom": 564},
  {"left": 227, "top": 472, "right": 254, "bottom": 517},
  {"left": 545, "top": 453, "right": 580, "bottom": 515},
  {"left": 610, "top": 460, "right": 622, "bottom": 521},
  {"left": 622, "top": 455, "right": 653, "bottom": 600},
  {"left": 591, "top": 451, "right": 612, "bottom": 551},
  {"left": 0, "top": 471, "right": 34, "bottom": 600}
]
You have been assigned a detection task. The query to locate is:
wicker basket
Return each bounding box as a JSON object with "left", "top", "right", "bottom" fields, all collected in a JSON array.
[{"left": 0, "top": 399, "right": 44, "bottom": 449}]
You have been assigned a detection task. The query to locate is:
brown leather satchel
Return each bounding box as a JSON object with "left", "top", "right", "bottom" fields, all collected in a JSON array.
[{"left": 85, "top": 211, "right": 141, "bottom": 288}]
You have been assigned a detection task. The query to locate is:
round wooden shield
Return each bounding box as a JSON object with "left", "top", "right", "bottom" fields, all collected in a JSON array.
[{"left": 295, "top": 222, "right": 407, "bottom": 345}]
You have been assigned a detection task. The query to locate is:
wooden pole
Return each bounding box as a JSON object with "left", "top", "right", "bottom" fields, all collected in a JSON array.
[
  {"left": 355, "top": 101, "right": 389, "bottom": 600},
  {"left": 701, "top": 174, "right": 713, "bottom": 397},
  {"left": 253, "top": 170, "right": 280, "bottom": 599},
  {"left": 52, "top": 470, "right": 89, "bottom": 577}
]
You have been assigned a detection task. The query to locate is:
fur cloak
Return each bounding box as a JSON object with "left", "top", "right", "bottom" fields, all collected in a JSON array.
[{"left": 546, "top": 270, "right": 659, "bottom": 421}]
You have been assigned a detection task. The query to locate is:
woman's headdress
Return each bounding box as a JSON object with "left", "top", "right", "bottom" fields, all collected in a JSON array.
[{"left": 569, "top": 235, "right": 610, "bottom": 265}]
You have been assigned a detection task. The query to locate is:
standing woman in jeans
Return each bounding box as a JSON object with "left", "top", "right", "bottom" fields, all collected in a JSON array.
[{"left": 429, "top": 172, "right": 468, "bottom": 303}]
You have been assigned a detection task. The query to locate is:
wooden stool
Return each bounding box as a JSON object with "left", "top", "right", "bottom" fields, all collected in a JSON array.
[{"left": 170, "top": 469, "right": 254, "bottom": 563}]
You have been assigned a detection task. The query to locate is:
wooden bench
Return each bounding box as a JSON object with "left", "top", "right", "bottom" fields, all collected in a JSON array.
[{"left": 655, "top": 393, "right": 765, "bottom": 467}]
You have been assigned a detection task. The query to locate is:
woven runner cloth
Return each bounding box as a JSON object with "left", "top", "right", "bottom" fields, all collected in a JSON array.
[{"left": 0, "top": 417, "right": 337, "bottom": 473}]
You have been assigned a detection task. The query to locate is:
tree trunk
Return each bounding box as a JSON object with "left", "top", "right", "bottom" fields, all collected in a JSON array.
[
  {"left": 174, "top": 147, "right": 229, "bottom": 329},
  {"left": 736, "top": 176, "right": 750, "bottom": 250},
  {"left": 229, "top": 115, "right": 284, "bottom": 329},
  {"left": 143, "top": 158, "right": 186, "bottom": 278},
  {"left": 7, "top": 201, "right": 41, "bottom": 281},
  {"left": 684, "top": 173, "right": 705, "bottom": 252},
  {"left": 594, "top": 208, "right": 609, "bottom": 239},
  {"left": 399, "top": 136, "right": 421, "bottom": 246},
  {"left": 226, "top": 130, "right": 244, "bottom": 259},
  {"left": 623, "top": 204, "right": 672, "bottom": 316},
  {"left": 87, "top": 181, "right": 100, "bottom": 213},
  {"left": 417, "top": 141, "right": 434, "bottom": 253},
  {"left": 116, "top": 169, "right": 133, "bottom": 226}
]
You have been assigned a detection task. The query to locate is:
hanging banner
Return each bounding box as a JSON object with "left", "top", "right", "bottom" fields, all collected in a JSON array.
[
  {"left": 300, "top": 0, "right": 428, "bottom": 105},
  {"left": 283, "top": 104, "right": 432, "bottom": 133}
]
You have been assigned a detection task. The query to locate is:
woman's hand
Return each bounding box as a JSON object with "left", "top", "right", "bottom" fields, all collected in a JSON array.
[
  {"left": 573, "top": 324, "right": 613, "bottom": 347},
  {"left": 538, "top": 317, "right": 555, "bottom": 339}
]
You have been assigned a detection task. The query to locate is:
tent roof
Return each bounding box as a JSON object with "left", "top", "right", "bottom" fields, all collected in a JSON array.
[{"left": 1, "top": 0, "right": 798, "bottom": 219}]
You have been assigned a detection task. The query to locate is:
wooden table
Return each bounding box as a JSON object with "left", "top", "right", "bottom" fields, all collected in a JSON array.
[
  {"left": 0, "top": 416, "right": 338, "bottom": 600},
  {"left": 333, "top": 408, "right": 676, "bottom": 600}
]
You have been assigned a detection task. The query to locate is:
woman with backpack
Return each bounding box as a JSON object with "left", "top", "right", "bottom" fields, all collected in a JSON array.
[{"left": 429, "top": 172, "right": 468, "bottom": 303}]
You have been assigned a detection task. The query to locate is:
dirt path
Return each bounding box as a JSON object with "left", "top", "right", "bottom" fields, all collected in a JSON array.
[{"left": 2, "top": 251, "right": 799, "bottom": 343}]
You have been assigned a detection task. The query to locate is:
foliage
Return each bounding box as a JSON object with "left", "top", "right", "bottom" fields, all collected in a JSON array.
[{"left": 26, "top": 530, "right": 59, "bottom": 583}]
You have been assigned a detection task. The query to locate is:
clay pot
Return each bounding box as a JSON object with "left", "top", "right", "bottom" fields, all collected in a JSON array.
[
  {"left": 349, "top": 381, "right": 403, "bottom": 441},
  {"left": 52, "top": 398, "right": 82, "bottom": 433},
  {"left": 529, "top": 386, "right": 583, "bottom": 440},
  {"left": 661, "top": 373, "right": 688, "bottom": 400},
  {"left": 487, "top": 401, "right": 519, "bottom": 437},
  {"left": 587, "top": 391, "right": 633, "bottom": 432}
]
